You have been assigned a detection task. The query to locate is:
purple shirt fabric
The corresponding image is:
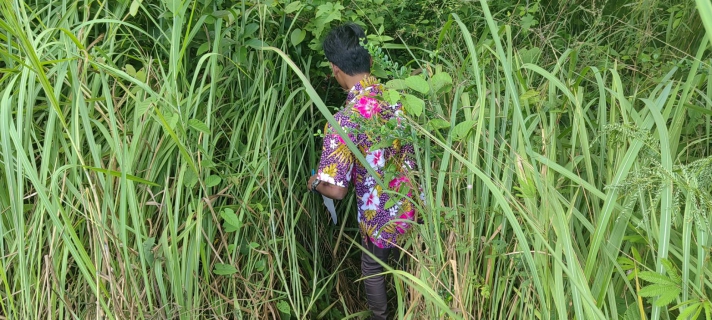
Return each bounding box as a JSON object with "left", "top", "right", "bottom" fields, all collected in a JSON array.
[{"left": 316, "top": 75, "right": 417, "bottom": 248}]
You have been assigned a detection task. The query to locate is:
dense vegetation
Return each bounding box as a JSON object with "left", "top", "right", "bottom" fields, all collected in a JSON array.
[{"left": 1, "top": 0, "right": 711, "bottom": 319}]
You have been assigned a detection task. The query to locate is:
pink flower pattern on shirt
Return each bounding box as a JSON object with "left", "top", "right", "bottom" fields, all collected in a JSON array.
[
  {"left": 354, "top": 96, "right": 381, "bottom": 119},
  {"left": 366, "top": 149, "right": 385, "bottom": 168},
  {"left": 388, "top": 176, "right": 410, "bottom": 189},
  {"left": 316, "top": 76, "right": 417, "bottom": 248}
]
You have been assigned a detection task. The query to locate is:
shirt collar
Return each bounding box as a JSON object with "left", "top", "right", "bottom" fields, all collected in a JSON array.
[{"left": 346, "top": 75, "right": 381, "bottom": 102}]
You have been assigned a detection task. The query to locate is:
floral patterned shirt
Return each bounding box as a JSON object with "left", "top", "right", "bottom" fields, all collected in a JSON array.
[{"left": 316, "top": 75, "right": 417, "bottom": 248}]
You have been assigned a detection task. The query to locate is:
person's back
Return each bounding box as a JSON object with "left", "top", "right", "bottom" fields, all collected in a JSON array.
[
  {"left": 326, "top": 76, "right": 417, "bottom": 247},
  {"left": 307, "top": 23, "right": 417, "bottom": 320}
]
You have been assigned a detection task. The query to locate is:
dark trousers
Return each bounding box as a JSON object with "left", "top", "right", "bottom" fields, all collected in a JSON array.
[{"left": 361, "top": 238, "right": 392, "bottom": 320}]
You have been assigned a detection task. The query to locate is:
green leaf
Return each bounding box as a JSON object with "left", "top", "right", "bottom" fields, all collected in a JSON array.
[
  {"left": 400, "top": 186, "right": 411, "bottom": 200},
  {"left": 368, "top": 34, "right": 394, "bottom": 43},
  {"left": 638, "top": 271, "right": 677, "bottom": 286},
  {"left": 452, "top": 120, "right": 476, "bottom": 141},
  {"left": 386, "top": 79, "right": 407, "bottom": 90},
  {"left": 243, "top": 23, "right": 260, "bottom": 39},
  {"left": 255, "top": 259, "right": 266, "bottom": 272},
  {"left": 276, "top": 300, "right": 291, "bottom": 316},
  {"left": 519, "top": 89, "right": 540, "bottom": 104},
  {"left": 308, "top": 38, "right": 322, "bottom": 50},
  {"left": 672, "top": 299, "right": 701, "bottom": 311},
  {"left": 129, "top": 0, "right": 141, "bottom": 16},
  {"left": 639, "top": 284, "right": 673, "bottom": 297},
  {"left": 315, "top": 2, "right": 344, "bottom": 22},
  {"left": 284, "top": 1, "right": 302, "bottom": 13},
  {"left": 211, "top": 10, "right": 233, "bottom": 19},
  {"left": 205, "top": 175, "right": 221, "bottom": 188},
  {"left": 402, "top": 94, "right": 423, "bottom": 117},
  {"left": 372, "top": 63, "right": 388, "bottom": 79},
  {"left": 245, "top": 38, "right": 267, "bottom": 49},
  {"left": 654, "top": 288, "right": 681, "bottom": 307},
  {"left": 142, "top": 237, "right": 155, "bottom": 264},
  {"left": 220, "top": 208, "right": 242, "bottom": 232},
  {"left": 135, "top": 69, "right": 146, "bottom": 82},
  {"left": 430, "top": 72, "right": 452, "bottom": 93},
  {"left": 164, "top": 0, "right": 178, "bottom": 13},
  {"left": 405, "top": 75, "right": 429, "bottom": 94},
  {"left": 201, "top": 159, "right": 216, "bottom": 168},
  {"left": 370, "top": 137, "right": 395, "bottom": 152},
  {"left": 521, "top": 14, "right": 538, "bottom": 31},
  {"left": 197, "top": 42, "right": 210, "bottom": 55},
  {"left": 82, "top": 166, "right": 159, "bottom": 187},
  {"left": 617, "top": 256, "right": 634, "bottom": 269},
  {"left": 213, "top": 263, "right": 238, "bottom": 275},
  {"left": 188, "top": 119, "right": 210, "bottom": 134},
  {"left": 384, "top": 197, "right": 397, "bottom": 210},
  {"left": 164, "top": 111, "right": 179, "bottom": 129},
  {"left": 676, "top": 302, "right": 701, "bottom": 320},
  {"left": 661, "top": 258, "right": 681, "bottom": 283},
  {"left": 519, "top": 47, "right": 542, "bottom": 64},
  {"left": 385, "top": 89, "right": 401, "bottom": 105},
  {"left": 428, "top": 118, "right": 450, "bottom": 130},
  {"left": 135, "top": 97, "right": 154, "bottom": 116},
  {"left": 290, "top": 28, "right": 306, "bottom": 46},
  {"left": 183, "top": 168, "right": 198, "bottom": 188},
  {"left": 125, "top": 64, "right": 136, "bottom": 77}
]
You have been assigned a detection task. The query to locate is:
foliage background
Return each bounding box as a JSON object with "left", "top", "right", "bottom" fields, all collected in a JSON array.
[{"left": 0, "top": 0, "right": 710, "bottom": 319}]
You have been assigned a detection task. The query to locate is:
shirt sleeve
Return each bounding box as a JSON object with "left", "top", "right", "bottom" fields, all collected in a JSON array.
[{"left": 316, "top": 118, "right": 354, "bottom": 188}]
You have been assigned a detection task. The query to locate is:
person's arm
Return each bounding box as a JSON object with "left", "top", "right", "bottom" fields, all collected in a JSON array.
[
  {"left": 308, "top": 120, "right": 354, "bottom": 200},
  {"left": 307, "top": 175, "right": 348, "bottom": 200}
]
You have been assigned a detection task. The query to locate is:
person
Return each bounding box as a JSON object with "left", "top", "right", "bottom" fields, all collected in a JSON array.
[{"left": 306, "top": 23, "right": 418, "bottom": 320}]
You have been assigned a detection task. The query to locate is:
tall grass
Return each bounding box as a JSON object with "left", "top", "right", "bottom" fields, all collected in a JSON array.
[{"left": 1, "top": 0, "right": 711, "bottom": 319}]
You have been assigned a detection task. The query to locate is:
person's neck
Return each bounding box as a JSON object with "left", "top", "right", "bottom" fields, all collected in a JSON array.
[{"left": 342, "top": 72, "right": 370, "bottom": 91}]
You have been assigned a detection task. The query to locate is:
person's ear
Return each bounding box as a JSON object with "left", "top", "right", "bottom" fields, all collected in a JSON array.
[{"left": 330, "top": 62, "right": 339, "bottom": 75}]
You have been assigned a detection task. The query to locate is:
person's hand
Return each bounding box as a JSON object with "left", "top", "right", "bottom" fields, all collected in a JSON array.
[{"left": 307, "top": 174, "right": 318, "bottom": 192}]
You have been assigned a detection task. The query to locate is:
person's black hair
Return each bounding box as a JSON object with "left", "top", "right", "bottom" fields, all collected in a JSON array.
[{"left": 323, "top": 23, "right": 371, "bottom": 76}]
